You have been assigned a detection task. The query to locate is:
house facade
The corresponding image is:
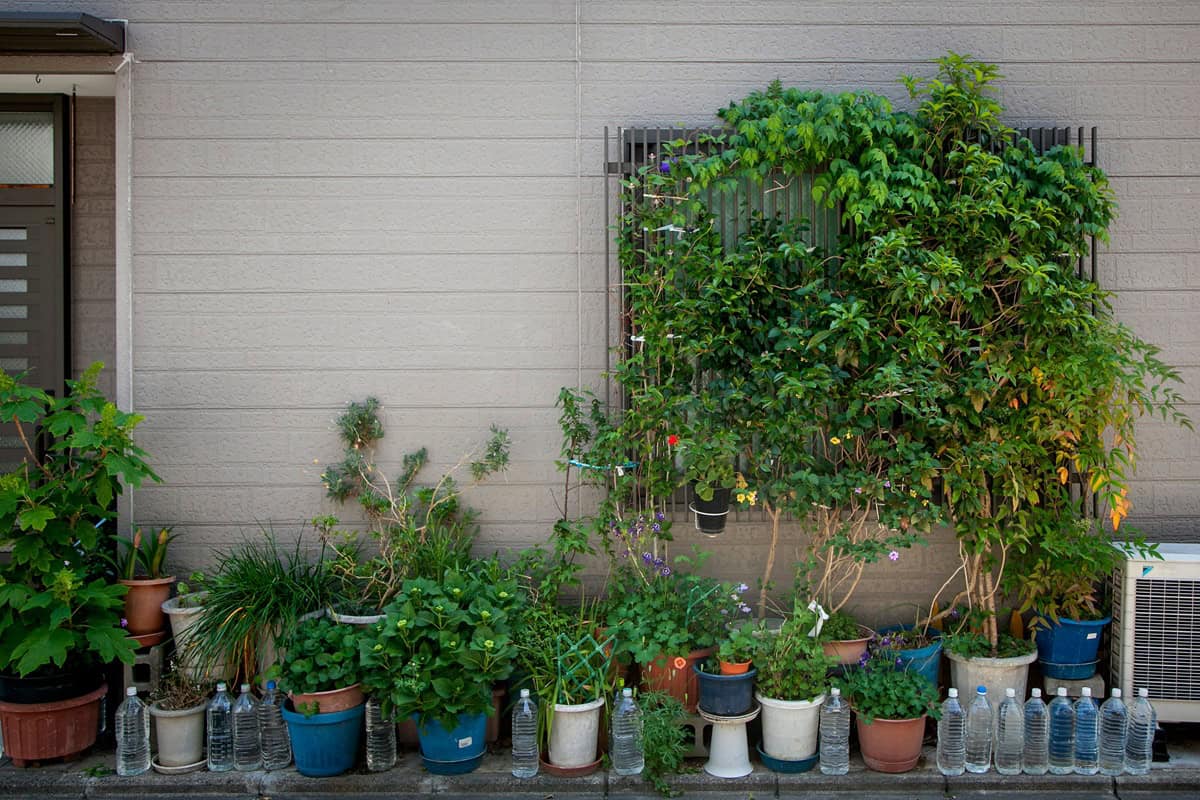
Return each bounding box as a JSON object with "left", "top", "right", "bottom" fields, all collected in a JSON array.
[{"left": 0, "top": 2, "right": 1196, "bottom": 621}]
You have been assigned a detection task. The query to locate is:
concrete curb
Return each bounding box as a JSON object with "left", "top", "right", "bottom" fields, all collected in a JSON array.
[{"left": 3, "top": 749, "right": 1198, "bottom": 798}]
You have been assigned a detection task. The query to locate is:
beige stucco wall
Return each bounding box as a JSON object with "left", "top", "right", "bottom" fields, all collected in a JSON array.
[{"left": 8, "top": 2, "right": 1197, "bottom": 621}]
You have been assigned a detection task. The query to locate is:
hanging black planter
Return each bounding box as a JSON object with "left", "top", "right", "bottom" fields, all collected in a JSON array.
[{"left": 690, "top": 484, "right": 732, "bottom": 535}]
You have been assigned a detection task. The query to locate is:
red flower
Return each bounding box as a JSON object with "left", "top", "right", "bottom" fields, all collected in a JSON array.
[{"left": 667, "top": 435, "right": 679, "bottom": 446}]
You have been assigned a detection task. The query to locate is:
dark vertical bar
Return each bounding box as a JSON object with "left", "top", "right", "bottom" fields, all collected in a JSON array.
[{"left": 604, "top": 126, "right": 611, "bottom": 410}]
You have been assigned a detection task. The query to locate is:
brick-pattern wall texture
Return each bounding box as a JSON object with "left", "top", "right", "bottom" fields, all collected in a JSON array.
[
  {"left": 71, "top": 97, "right": 116, "bottom": 399},
  {"left": 8, "top": 1, "right": 1198, "bottom": 622}
]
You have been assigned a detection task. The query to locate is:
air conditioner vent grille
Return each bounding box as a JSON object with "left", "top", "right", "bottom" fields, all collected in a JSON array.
[{"left": 1133, "top": 578, "right": 1200, "bottom": 700}]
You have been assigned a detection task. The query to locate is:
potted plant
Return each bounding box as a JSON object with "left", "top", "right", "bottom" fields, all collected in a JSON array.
[
  {"left": 1007, "top": 516, "right": 1157, "bottom": 680},
  {"left": 148, "top": 658, "right": 209, "bottom": 770},
  {"left": 545, "top": 627, "right": 614, "bottom": 773},
  {"left": 115, "top": 526, "right": 177, "bottom": 640},
  {"left": 277, "top": 616, "right": 364, "bottom": 714},
  {"left": 280, "top": 697, "right": 365, "bottom": 778},
  {"left": 818, "top": 610, "right": 873, "bottom": 667},
  {"left": 942, "top": 628, "right": 1037, "bottom": 704},
  {"left": 716, "top": 618, "right": 759, "bottom": 675},
  {"left": 605, "top": 545, "right": 749, "bottom": 713},
  {"left": 838, "top": 647, "right": 941, "bottom": 773},
  {"left": 161, "top": 572, "right": 213, "bottom": 681},
  {"left": 681, "top": 428, "right": 740, "bottom": 535},
  {"left": 360, "top": 562, "right": 519, "bottom": 775},
  {"left": 873, "top": 621, "right": 943, "bottom": 689},
  {"left": 0, "top": 364, "right": 158, "bottom": 766},
  {"left": 754, "top": 603, "right": 834, "bottom": 765}
]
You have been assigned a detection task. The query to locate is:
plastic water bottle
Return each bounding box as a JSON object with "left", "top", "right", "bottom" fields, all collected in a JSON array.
[
  {"left": 1126, "top": 688, "right": 1156, "bottom": 775},
  {"left": 1074, "top": 686, "right": 1099, "bottom": 775},
  {"left": 1048, "top": 687, "right": 1075, "bottom": 774},
  {"left": 995, "top": 687, "right": 1024, "bottom": 774},
  {"left": 936, "top": 688, "right": 966, "bottom": 776},
  {"left": 819, "top": 687, "right": 849, "bottom": 775},
  {"left": 1099, "top": 688, "right": 1128, "bottom": 776},
  {"left": 964, "top": 686, "right": 993, "bottom": 773},
  {"left": 1022, "top": 688, "right": 1049, "bottom": 775},
  {"left": 611, "top": 688, "right": 644, "bottom": 775},
  {"left": 511, "top": 688, "right": 538, "bottom": 778},
  {"left": 115, "top": 687, "right": 150, "bottom": 776},
  {"left": 258, "top": 680, "right": 292, "bottom": 771},
  {"left": 207, "top": 682, "right": 235, "bottom": 772},
  {"left": 365, "top": 696, "right": 397, "bottom": 772},
  {"left": 232, "top": 683, "right": 261, "bottom": 771}
]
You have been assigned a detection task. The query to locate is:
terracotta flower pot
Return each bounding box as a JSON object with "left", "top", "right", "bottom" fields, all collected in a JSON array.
[
  {"left": 290, "top": 683, "right": 364, "bottom": 715},
  {"left": 855, "top": 714, "right": 927, "bottom": 773},
  {"left": 641, "top": 647, "right": 713, "bottom": 713},
  {"left": 719, "top": 660, "right": 752, "bottom": 675},
  {"left": 821, "top": 626, "right": 872, "bottom": 666},
  {"left": 121, "top": 576, "right": 175, "bottom": 636},
  {"left": 0, "top": 683, "right": 107, "bottom": 767}
]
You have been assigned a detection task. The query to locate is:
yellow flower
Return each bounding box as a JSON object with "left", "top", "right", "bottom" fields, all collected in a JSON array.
[
  {"left": 484, "top": 639, "right": 495, "bottom": 649},
  {"left": 396, "top": 619, "right": 408, "bottom": 629},
  {"left": 909, "top": 490, "right": 918, "bottom": 498},
  {"left": 737, "top": 492, "right": 746, "bottom": 503},
  {"left": 746, "top": 491, "right": 757, "bottom": 506},
  {"left": 844, "top": 431, "right": 853, "bottom": 439},
  {"left": 373, "top": 643, "right": 383, "bottom": 652},
  {"left": 830, "top": 436, "right": 842, "bottom": 445},
  {"left": 922, "top": 499, "right": 929, "bottom": 507}
]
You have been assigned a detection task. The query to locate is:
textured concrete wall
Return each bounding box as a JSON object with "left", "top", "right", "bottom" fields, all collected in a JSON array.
[
  {"left": 71, "top": 97, "right": 116, "bottom": 399},
  {"left": 9, "top": 2, "right": 1196, "bottom": 620}
]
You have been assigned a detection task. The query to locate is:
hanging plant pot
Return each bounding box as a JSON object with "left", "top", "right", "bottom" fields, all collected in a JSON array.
[
  {"left": 548, "top": 696, "right": 605, "bottom": 770},
  {"left": 414, "top": 711, "right": 487, "bottom": 774},
  {"left": 282, "top": 702, "right": 364, "bottom": 777},
  {"left": 642, "top": 647, "right": 714, "bottom": 713},
  {"left": 1034, "top": 616, "right": 1110, "bottom": 679},
  {"left": 690, "top": 485, "right": 731, "bottom": 535},
  {"left": 0, "top": 683, "right": 108, "bottom": 767},
  {"left": 695, "top": 664, "right": 757, "bottom": 716},
  {"left": 856, "top": 714, "right": 926, "bottom": 773},
  {"left": 120, "top": 576, "right": 175, "bottom": 636}
]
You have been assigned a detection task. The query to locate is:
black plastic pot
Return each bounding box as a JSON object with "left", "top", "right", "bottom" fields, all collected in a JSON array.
[
  {"left": 0, "top": 664, "right": 105, "bottom": 704},
  {"left": 694, "top": 664, "right": 756, "bottom": 716},
  {"left": 690, "top": 485, "right": 732, "bottom": 535}
]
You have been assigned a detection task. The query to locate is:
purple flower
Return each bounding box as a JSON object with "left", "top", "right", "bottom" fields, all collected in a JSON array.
[
  {"left": 660, "top": 567, "right": 671, "bottom": 577},
  {"left": 642, "top": 552, "right": 653, "bottom": 564},
  {"left": 737, "top": 583, "right": 749, "bottom": 593},
  {"left": 655, "top": 511, "right": 665, "bottom": 522},
  {"left": 738, "top": 603, "right": 752, "bottom": 614},
  {"left": 895, "top": 657, "right": 903, "bottom": 666},
  {"left": 120, "top": 617, "right": 128, "bottom": 629},
  {"left": 622, "top": 549, "right": 630, "bottom": 558},
  {"left": 653, "top": 558, "right": 664, "bottom": 568},
  {"left": 949, "top": 608, "right": 960, "bottom": 620},
  {"left": 652, "top": 522, "right": 661, "bottom": 533},
  {"left": 854, "top": 487, "right": 863, "bottom": 494},
  {"left": 880, "top": 637, "right": 891, "bottom": 647},
  {"left": 858, "top": 652, "right": 870, "bottom": 667},
  {"left": 883, "top": 480, "right": 892, "bottom": 488},
  {"left": 888, "top": 550, "right": 899, "bottom": 562}
]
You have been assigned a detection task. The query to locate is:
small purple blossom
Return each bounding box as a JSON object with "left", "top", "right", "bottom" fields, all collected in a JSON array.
[
  {"left": 895, "top": 657, "right": 903, "bottom": 666},
  {"left": 120, "top": 617, "right": 128, "bottom": 629},
  {"left": 660, "top": 567, "right": 671, "bottom": 577},
  {"left": 737, "top": 583, "right": 749, "bottom": 593},
  {"left": 949, "top": 608, "right": 960, "bottom": 620},
  {"left": 622, "top": 549, "right": 630, "bottom": 558},
  {"left": 652, "top": 522, "right": 662, "bottom": 533},
  {"left": 880, "top": 637, "right": 891, "bottom": 647},
  {"left": 883, "top": 480, "right": 892, "bottom": 488},
  {"left": 653, "top": 558, "right": 664, "bottom": 568},
  {"left": 642, "top": 552, "right": 653, "bottom": 564},
  {"left": 655, "top": 511, "right": 665, "bottom": 522},
  {"left": 857, "top": 652, "right": 870, "bottom": 667},
  {"left": 888, "top": 550, "right": 899, "bottom": 562},
  {"left": 738, "top": 603, "right": 752, "bottom": 614},
  {"left": 854, "top": 487, "right": 863, "bottom": 494}
]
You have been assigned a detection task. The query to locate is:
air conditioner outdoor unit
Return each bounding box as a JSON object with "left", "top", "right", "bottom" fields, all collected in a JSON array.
[{"left": 1111, "top": 542, "right": 1200, "bottom": 722}]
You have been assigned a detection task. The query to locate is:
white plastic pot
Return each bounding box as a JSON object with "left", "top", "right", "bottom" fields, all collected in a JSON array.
[
  {"left": 756, "top": 692, "right": 825, "bottom": 761},
  {"left": 946, "top": 648, "right": 1038, "bottom": 701},
  {"left": 548, "top": 696, "right": 605, "bottom": 768},
  {"left": 150, "top": 702, "right": 206, "bottom": 767},
  {"left": 161, "top": 594, "right": 213, "bottom": 681}
]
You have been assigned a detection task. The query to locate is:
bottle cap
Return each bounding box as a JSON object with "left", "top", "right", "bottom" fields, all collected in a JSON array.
[
  {"left": 1006, "top": 688, "right": 1016, "bottom": 697},
  {"left": 217, "top": 681, "right": 227, "bottom": 691},
  {"left": 1139, "top": 688, "right": 1149, "bottom": 698},
  {"left": 1082, "top": 687, "right": 1092, "bottom": 697},
  {"left": 948, "top": 688, "right": 958, "bottom": 698},
  {"left": 240, "top": 683, "right": 251, "bottom": 693},
  {"left": 1031, "top": 688, "right": 1042, "bottom": 698},
  {"left": 267, "top": 680, "right": 277, "bottom": 691},
  {"left": 1057, "top": 687, "right": 1068, "bottom": 696},
  {"left": 977, "top": 685, "right": 987, "bottom": 694},
  {"left": 126, "top": 686, "right": 137, "bottom": 697},
  {"left": 830, "top": 687, "right": 840, "bottom": 697},
  {"left": 520, "top": 688, "right": 530, "bottom": 698},
  {"left": 623, "top": 688, "right": 633, "bottom": 697},
  {"left": 1112, "top": 688, "right": 1122, "bottom": 698}
]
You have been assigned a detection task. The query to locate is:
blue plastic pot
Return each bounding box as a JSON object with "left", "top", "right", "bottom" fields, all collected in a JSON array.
[
  {"left": 282, "top": 702, "right": 364, "bottom": 777},
  {"left": 1035, "top": 616, "right": 1110, "bottom": 679},
  {"left": 414, "top": 711, "right": 487, "bottom": 768},
  {"left": 878, "top": 625, "right": 943, "bottom": 688},
  {"left": 694, "top": 664, "right": 757, "bottom": 716}
]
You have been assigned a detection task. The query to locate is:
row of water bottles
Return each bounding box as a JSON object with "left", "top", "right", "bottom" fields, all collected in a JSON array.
[
  {"left": 936, "top": 685, "right": 1156, "bottom": 777},
  {"left": 115, "top": 681, "right": 293, "bottom": 775},
  {"left": 511, "top": 687, "right": 645, "bottom": 777}
]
